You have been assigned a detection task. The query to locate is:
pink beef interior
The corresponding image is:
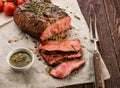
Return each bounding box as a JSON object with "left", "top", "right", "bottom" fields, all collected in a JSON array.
[
  {"left": 50, "top": 59, "right": 85, "bottom": 78},
  {"left": 39, "top": 39, "right": 81, "bottom": 52},
  {"left": 40, "top": 16, "right": 71, "bottom": 41},
  {"left": 41, "top": 50, "right": 82, "bottom": 65}
]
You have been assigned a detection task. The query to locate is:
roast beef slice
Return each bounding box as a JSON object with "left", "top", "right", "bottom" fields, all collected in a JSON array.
[{"left": 50, "top": 59, "right": 85, "bottom": 78}]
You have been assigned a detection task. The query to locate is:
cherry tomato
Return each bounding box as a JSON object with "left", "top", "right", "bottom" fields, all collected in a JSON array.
[
  {"left": 6, "top": 0, "right": 15, "bottom": 3},
  {"left": 17, "top": 0, "right": 26, "bottom": 5},
  {"left": 4, "top": 2, "right": 16, "bottom": 16},
  {"left": 0, "top": 0, "right": 4, "bottom": 12}
]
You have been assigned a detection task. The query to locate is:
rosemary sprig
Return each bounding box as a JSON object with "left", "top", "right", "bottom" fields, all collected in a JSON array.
[
  {"left": 23, "top": 1, "right": 38, "bottom": 14},
  {"left": 71, "top": 45, "right": 78, "bottom": 52},
  {"left": 74, "top": 15, "right": 80, "bottom": 20}
]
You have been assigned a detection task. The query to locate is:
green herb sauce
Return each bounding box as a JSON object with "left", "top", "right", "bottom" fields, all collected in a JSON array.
[{"left": 10, "top": 52, "right": 32, "bottom": 67}]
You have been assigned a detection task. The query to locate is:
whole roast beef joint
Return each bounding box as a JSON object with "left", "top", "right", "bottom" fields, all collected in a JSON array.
[
  {"left": 13, "top": 0, "right": 71, "bottom": 41},
  {"left": 14, "top": 0, "right": 85, "bottom": 78}
]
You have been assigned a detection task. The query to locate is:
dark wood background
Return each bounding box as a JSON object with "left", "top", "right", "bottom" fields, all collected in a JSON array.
[{"left": 61, "top": 0, "right": 120, "bottom": 88}]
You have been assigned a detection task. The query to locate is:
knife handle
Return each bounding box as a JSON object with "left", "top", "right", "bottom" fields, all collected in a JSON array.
[{"left": 93, "top": 51, "right": 105, "bottom": 88}]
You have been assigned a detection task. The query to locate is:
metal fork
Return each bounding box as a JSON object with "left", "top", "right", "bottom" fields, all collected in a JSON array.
[{"left": 89, "top": 15, "right": 105, "bottom": 88}]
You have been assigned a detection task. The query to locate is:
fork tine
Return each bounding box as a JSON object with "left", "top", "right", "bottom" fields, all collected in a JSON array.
[
  {"left": 90, "top": 16, "right": 93, "bottom": 40},
  {"left": 94, "top": 15, "right": 99, "bottom": 40}
]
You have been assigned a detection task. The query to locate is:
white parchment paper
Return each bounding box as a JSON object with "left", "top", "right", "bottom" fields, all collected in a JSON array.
[
  {"left": 0, "top": 0, "right": 110, "bottom": 88},
  {"left": 0, "top": 12, "right": 13, "bottom": 27}
]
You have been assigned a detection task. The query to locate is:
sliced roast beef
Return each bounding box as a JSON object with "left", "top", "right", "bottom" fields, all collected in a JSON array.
[
  {"left": 13, "top": 1, "right": 71, "bottom": 41},
  {"left": 50, "top": 59, "right": 85, "bottom": 78},
  {"left": 41, "top": 51, "right": 82, "bottom": 65},
  {"left": 39, "top": 39, "right": 81, "bottom": 52}
]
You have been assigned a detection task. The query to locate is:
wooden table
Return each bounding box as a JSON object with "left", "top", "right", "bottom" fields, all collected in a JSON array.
[{"left": 61, "top": 0, "right": 120, "bottom": 88}]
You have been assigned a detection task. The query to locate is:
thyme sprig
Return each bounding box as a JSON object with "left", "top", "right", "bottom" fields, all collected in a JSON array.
[
  {"left": 23, "top": 1, "right": 38, "bottom": 14},
  {"left": 41, "top": 0, "right": 51, "bottom": 3}
]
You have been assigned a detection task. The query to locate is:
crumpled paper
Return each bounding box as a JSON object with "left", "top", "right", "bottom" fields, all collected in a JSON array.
[{"left": 0, "top": 0, "right": 110, "bottom": 88}]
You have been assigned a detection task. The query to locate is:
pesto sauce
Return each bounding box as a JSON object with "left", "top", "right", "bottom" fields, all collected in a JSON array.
[{"left": 10, "top": 51, "right": 32, "bottom": 67}]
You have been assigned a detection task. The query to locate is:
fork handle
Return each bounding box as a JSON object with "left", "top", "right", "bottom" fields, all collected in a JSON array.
[{"left": 93, "top": 51, "right": 105, "bottom": 88}]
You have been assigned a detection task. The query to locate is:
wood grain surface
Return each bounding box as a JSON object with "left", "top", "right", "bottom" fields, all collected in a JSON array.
[{"left": 61, "top": 0, "right": 120, "bottom": 88}]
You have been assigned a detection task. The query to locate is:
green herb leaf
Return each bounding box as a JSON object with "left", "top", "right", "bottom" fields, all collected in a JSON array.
[
  {"left": 74, "top": 15, "right": 80, "bottom": 20},
  {"left": 71, "top": 45, "right": 78, "bottom": 52}
]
